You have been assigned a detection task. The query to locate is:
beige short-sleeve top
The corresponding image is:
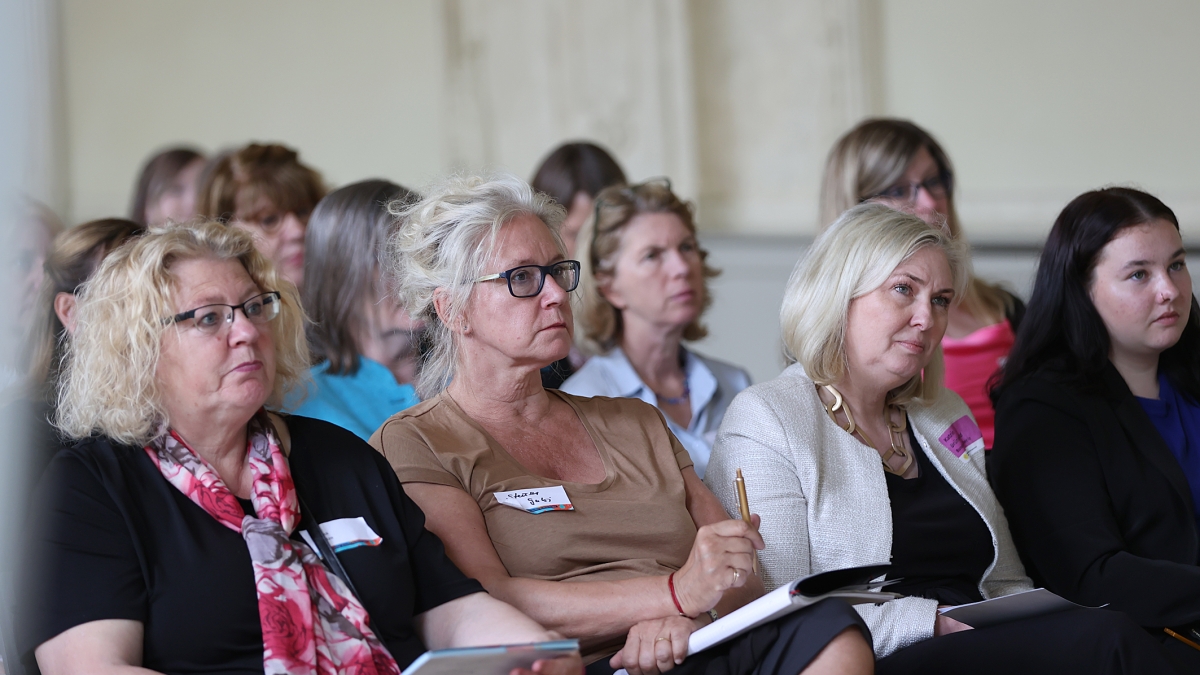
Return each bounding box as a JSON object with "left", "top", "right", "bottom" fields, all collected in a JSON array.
[{"left": 370, "top": 390, "right": 697, "bottom": 583}]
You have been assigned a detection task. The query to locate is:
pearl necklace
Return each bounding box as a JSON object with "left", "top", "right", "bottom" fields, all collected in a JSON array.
[{"left": 820, "top": 384, "right": 914, "bottom": 476}]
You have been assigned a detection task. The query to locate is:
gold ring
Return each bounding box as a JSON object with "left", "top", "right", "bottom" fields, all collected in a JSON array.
[
  {"left": 733, "top": 568, "right": 742, "bottom": 583},
  {"left": 655, "top": 636, "right": 670, "bottom": 642}
]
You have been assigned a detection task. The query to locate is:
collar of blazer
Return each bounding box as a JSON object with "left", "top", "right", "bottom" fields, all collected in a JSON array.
[{"left": 1100, "top": 362, "right": 1199, "bottom": 530}]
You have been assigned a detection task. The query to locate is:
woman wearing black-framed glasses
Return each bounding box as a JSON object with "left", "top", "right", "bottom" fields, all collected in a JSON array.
[{"left": 373, "top": 174, "right": 872, "bottom": 675}]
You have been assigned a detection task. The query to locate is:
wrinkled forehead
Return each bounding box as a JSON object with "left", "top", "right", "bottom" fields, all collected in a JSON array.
[{"left": 483, "top": 214, "right": 566, "bottom": 269}]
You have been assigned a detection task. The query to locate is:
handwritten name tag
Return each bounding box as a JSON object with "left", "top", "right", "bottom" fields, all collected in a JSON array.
[
  {"left": 939, "top": 415, "right": 986, "bottom": 460},
  {"left": 300, "top": 516, "right": 383, "bottom": 556},
  {"left": 494, "top": 485, "right": 575, "bottom": 514}
]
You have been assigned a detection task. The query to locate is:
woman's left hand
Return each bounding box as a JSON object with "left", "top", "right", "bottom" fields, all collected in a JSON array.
[
  {"left": 511, "top": 652, "right": 584, "bottom": 675},
  {"left": 608, "top": 615, "right": 695, "bottom": 675}
]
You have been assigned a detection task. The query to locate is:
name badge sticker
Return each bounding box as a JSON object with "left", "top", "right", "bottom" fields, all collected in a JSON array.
[
  {"left": 494, "top": 485, "right": 575, "bottom": 514},
  {"left": 939, "top": 415, "right": 986, "bottom": 460},
  {"left": 300, "top": 516, "right": 383, "bottom": 555}
]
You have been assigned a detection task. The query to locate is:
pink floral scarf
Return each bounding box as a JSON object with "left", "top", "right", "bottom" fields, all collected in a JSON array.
[{"left": 144, "top": 413, "right": 400, "bottom": 675}]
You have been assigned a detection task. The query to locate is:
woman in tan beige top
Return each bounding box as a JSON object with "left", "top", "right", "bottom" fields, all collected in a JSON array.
[{"left": 370, "top": 174, "right": 873, "bottom": 675}]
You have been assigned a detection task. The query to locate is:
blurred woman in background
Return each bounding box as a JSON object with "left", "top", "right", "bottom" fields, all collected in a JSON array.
[
  {"left": 129, "top": 146, "right": 207, "bottom": 226},
  {"left": 198, "top": 142, "right": 325, "bottom": 290},
  {"left": 563, "top": 180, "right": 750, "bottom": 478},
  {"left": 820, "top": 119, "right": 1021, "bottom": 448},
  {"left": 287, "top": 179, "right": 422, "bottom": 440},
  {"left": 22, "top": 218, "right": 143, "bottom": 475},
  {"left": 530, "top": 141, "right": 627, "bottom": 388}
]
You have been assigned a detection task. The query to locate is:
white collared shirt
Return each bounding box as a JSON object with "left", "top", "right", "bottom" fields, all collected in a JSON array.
[{"left": 560, "top": 346, "right": 751, "bottom": 478}]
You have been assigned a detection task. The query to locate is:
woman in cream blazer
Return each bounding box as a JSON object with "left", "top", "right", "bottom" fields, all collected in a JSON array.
[{"left": 706, "top": 203, "right": 1178, "bottom": 674}]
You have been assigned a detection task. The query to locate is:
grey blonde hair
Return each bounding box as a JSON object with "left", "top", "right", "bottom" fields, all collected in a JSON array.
[
  {"left": 781, "top": 202, "right": 969, "bottom": 406},
  {"left": 56, "top": 220, "right": 309, "bottom": 445},
  {"left": 384, "top": 173, "right": 566, "bottom": 399},
  {"left": 819, "top": 118, "right": 1013, "bottom": 325},
  {"left": 576, "top": 180, "right": 718, "bottom": 354}
]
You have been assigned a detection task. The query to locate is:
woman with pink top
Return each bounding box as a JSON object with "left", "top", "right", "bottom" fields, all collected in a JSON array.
[{"left": 819, "top": 119, "right": 1023, "bottom": 447}]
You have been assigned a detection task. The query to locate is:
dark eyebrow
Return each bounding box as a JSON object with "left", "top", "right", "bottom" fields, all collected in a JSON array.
[{"left": 1120, "top": 248, "right": 1188, "bottom": 269}]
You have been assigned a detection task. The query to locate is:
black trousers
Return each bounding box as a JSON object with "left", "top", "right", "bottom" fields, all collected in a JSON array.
[
  {"left": 876, "top": 607, "right": 1182, "bottom": 675},
  {"left": 585, "top": 599, "right": 869, "bottom": 675}
]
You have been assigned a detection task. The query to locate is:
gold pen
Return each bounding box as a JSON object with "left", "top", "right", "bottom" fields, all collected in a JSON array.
[{"left": 734, "top": 468, "right": 759, "bottom": 576}]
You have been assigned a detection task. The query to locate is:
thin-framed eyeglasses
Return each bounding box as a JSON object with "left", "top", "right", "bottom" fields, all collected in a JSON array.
[
  {"left": 591, "top": 177, "right": 673, "bottom": 251},
  {"left": 163, "top": 291, "right": 282, "bottom": 335},
  {"left": 864, "top": 173, "right": 951, "bottom": 204},
  {"left": 474, "top": 261, "right": 581, "bottom": 298}
]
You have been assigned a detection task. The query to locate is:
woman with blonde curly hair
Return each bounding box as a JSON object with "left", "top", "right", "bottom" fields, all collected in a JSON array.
[
  {"left": 819, "top": 119, "right": 1023, "bottom": 448},
  {"left": 561, "top": 179, "right": 750, "bottom": 478},
  {"left": 19, "top": 221, "right": 578, "bottom": 675}
]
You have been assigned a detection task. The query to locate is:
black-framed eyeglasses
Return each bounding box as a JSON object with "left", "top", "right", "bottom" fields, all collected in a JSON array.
[
  {"left": 864, "top": 173, "right": 952, "bottom": 204},
  {"left": 591, "top": 177, "right": 674, "bottom": 251},
  {"left": 164, "top": 291, "right": 282, "bottom": 334},
  {"left": 475, "top": 261, "right": 580, "bottom": 298}
]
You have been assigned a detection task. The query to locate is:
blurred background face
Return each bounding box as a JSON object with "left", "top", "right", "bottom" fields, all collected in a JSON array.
[
  {"left": 144, "top": 157, "right": 205, "bottom": 227},
  {"left": 1088, "top": 219, "right": 1191, "bottom": 363},
  {"left": 233, "top": 195, "right": 309, "bottom": 289},
  {"left": 868, "top": 146, "right": 951, "bottom": 229},
  {"left": 357, "top": 279, "right": 425, "bottom": 385},
  {"left": 843, "top": 246, "right": 954, "bottom": 390},
  {"left": 601, "top": 212, "right": 705, "bottom": 335}
]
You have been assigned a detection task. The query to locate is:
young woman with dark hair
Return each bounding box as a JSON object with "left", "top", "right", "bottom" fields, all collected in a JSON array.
[{"left": 989, "top": 187, "right": 1200, "bottom": 672}]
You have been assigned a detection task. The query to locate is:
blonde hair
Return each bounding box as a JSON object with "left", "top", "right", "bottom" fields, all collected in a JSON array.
[
  {"left": 56, "top": 220, "right": 309, "bottom": 445},
  {"left": 27, "top": 218, "right": 144, "bottom": 399},
  {"left": 384, "top": 173, "right": 566, "bottom": 399},
  {"left": 576, "top": 180, "right": 719, "bottom": 354},
  {"left": 819, "top": 118, "right": 1012, "bottom": 325},
  {"left": 782, "top": 202, "right": 969, "bottom": 406}
]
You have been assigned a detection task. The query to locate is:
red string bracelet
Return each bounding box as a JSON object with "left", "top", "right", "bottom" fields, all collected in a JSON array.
[{"left": 667, "top": 572, "right": 692, "bottom": 618}]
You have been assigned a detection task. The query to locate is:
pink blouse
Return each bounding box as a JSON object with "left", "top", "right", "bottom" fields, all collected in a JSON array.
[{"left": 942, "top": 320, "right": 1015, "bottom": 448}]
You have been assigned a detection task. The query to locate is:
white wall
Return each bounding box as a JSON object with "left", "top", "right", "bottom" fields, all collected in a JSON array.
[{"left": 881, "top": 0, "right": 1200, "bottom": 242}]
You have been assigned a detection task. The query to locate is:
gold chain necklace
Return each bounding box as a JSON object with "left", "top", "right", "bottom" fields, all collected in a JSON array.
[{"left": 820, "top": 384, "right": 914, "bottom": 476}]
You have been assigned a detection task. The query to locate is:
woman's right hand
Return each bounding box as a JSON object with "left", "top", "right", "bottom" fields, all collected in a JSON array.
[{"left": 671, "top": 515, "right": 763, "bottom": 617}]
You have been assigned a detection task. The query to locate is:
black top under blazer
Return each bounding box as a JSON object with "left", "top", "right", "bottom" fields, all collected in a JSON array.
[{"left": 990, "top": 363, "right": 1200, "bottom": 629}]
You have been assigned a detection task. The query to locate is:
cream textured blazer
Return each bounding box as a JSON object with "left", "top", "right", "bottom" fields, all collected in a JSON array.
[{"left": 705, "top": 364, "right": 1032, "bottom": 658}]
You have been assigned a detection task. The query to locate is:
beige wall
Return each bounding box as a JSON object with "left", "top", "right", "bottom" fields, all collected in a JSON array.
[
  {"left": 60, "top": 0, "right": 1200, "bottom": 240},
  {"left": 880, "top": 0, "right": 1200, "bottom": 242}
]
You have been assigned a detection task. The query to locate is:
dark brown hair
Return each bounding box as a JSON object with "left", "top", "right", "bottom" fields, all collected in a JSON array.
[
  {"left": 128, "top": 147, "right": 205, "bottom": 225},
  {"left": 196, "top": 143, "right": 325, "bottom": 223},
  {"left": 27, "top": 218, "right": 144, "bottom": 395},
  {"left": 992, "top": 187, "right": 1200, "bottom": 402},
  {"left": 303, "top": 180, "right": 418, "bottom": 375},
  {"left": 531, "top": 141, "right": 627, "bottom": 208}
]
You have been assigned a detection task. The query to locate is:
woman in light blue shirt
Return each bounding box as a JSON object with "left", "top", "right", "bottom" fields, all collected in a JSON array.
[
  {"left": 285, "top": 180, "right": 421, "bottom": 439},
  {"left": 562, "top": 179, "right": 750, "bottom": 477}
]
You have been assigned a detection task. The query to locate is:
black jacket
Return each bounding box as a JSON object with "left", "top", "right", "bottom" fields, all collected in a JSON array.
[{"left": 990, "top": 363, "right": 1200, "bottom": 629}]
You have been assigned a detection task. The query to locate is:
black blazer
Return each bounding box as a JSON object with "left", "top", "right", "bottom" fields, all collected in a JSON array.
[{"left": 990, "top": 363, "right": 1200, "bottom": 628}]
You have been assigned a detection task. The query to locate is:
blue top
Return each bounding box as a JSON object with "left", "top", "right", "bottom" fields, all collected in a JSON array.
[
  {"left": 560, "top": 346, "right": 751, "bottom": 478},
  {"left": 1137, "top": 373, "right": 1200, "bottom": 537},
  {"left": 284, "top": 356, "right": 420, "bottom": 440}
]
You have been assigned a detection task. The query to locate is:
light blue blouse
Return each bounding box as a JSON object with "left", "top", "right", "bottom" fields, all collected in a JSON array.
[
  {"left": 284, "top": 356, "right": 420, "bottom": 441},
  {"left": 560, "top": 347, "right": 751, "bottom": 478}
]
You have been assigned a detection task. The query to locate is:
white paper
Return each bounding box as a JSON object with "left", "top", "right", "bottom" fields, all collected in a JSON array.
[
  {"left": 493, "top": 485, "right": 574, "bottom": 514},
  {"left": 938, "top": 588, "right": 1094, "bottom": 628}
]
